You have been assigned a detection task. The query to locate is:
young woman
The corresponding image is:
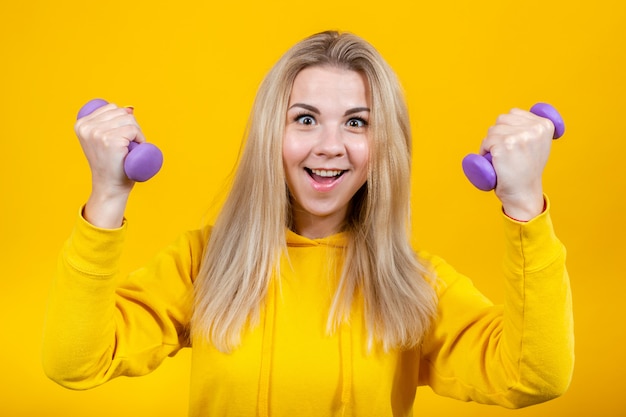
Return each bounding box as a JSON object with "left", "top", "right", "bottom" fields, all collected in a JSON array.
[{"left": 43, "top": 31, "right": 574, "bottom": 417}]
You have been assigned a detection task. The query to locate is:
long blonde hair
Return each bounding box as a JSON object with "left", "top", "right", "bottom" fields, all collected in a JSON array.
[{"left": 192, "top": 31, "right": 438, "bottom": 352}]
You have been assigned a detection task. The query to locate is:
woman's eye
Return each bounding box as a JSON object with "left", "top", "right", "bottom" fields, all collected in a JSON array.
[
  {"left": 347, "top": 118, "right": 368, "bottom": 128},
  {"left": 295, "top": 115, "right": 316, "bottom": 125}
]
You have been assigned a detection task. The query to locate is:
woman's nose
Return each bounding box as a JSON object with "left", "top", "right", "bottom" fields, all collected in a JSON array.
[{"left": 314, "top": 126, "right": 345, "bottom": 157}]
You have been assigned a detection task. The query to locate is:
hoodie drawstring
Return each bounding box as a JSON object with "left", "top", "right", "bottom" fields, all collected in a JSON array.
[{"left": 339, "top": 322, "right": 353, "bottom": 417}]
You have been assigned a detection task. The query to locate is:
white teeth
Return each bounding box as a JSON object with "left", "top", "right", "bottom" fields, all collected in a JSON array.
[{"left": 311, "top": 169, "right": 343, "bottom": 177}]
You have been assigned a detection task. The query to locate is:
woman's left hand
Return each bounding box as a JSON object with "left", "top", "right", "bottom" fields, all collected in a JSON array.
[{"left": 479, "top": 108, "right": 555, "bottom": 221}]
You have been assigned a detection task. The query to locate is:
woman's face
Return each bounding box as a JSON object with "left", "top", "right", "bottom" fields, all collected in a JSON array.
[{"left": 283, "top": 66, "right": 370, "bottom": 238}]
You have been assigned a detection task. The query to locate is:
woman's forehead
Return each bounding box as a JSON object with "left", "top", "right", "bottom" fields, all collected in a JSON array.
[{"left": 288, "top": 66, "right": 371, "bottom": 107}]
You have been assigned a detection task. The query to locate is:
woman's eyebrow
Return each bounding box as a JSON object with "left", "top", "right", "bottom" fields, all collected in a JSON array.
[
  {"left": 344, "top": 107, "right": 370, "bottom": 116},
  {"left": 288, "top": 103, "right": 320, "bottom": 114}
]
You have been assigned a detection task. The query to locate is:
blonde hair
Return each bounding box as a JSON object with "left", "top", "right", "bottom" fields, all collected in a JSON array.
[{"left": 192, "top": 31, "right": 438, "bottom": 352}]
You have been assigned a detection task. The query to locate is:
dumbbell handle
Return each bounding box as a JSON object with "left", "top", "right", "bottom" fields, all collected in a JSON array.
[
  {"left": 77, "top": 98, "right": 163, "bottom": 182},
  {"left": 461, "top": 103, "right": 565, "bottom": 191}
]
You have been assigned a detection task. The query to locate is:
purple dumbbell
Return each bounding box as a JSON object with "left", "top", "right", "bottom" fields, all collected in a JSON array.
[
  {"left": 77, "top": 98, "right": 163, "bottom": 182},
  {"left": 461, "top": 103, "right": 565, "bottom": 191}
]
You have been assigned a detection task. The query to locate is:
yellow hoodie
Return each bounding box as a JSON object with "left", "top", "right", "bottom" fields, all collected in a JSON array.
[{"left": 43, "top": 200, "right": 573, "bottom": 416}]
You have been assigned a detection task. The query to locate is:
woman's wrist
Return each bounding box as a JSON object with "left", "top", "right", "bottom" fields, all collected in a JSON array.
[
  {"left": 84, "top": 191, "right": 129, "bottom": 229},
  {"left": 501, "top": 192, "right": 546, "bottom": 222}
]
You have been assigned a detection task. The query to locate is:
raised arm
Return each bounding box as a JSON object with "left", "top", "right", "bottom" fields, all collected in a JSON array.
[
  {"left": 42, "top": 104, "right": 199, "bottom": 389},
  {"left": 418, "top": 108, "right": 574, "bottom": 407}
]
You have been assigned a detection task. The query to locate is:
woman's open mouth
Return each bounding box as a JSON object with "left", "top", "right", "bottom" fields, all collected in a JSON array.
[{"left": 306, "top": 168, "right": 346, "bottom": 184}]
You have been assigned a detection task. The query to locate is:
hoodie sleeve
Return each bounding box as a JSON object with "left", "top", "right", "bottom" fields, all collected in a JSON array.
[
  {"left": 418, "top": 197, "right": 574, "bottom": 408},
  {"left": 42, "top": 209, "right": 204, "bottom": 390}
]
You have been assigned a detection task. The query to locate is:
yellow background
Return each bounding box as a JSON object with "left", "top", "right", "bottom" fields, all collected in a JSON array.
[{"left": 1, "top": 0, "right": 624, "bottom": 415}]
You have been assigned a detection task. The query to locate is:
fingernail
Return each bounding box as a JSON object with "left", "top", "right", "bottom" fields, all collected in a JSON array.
[{"left": 125, "top": 105, "right": 135, "bottom": 114}]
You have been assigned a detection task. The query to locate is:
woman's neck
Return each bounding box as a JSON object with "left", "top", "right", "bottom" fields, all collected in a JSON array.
[{"left": 291, "top": 209, "right": 347, "bottom": 239}]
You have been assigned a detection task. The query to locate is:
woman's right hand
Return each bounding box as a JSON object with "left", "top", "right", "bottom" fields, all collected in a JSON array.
[{"left": 74, "top": 103, "right": 146, "bottom": 228}]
